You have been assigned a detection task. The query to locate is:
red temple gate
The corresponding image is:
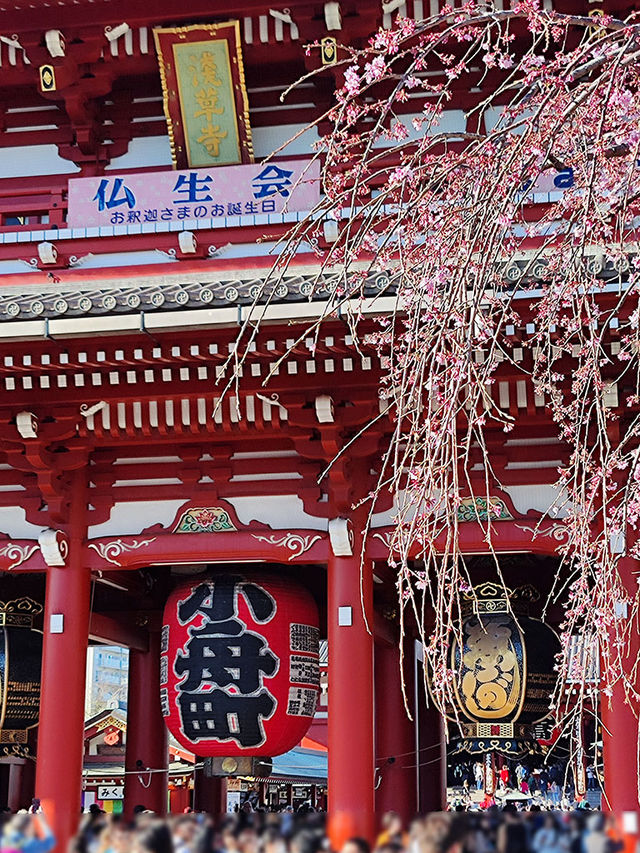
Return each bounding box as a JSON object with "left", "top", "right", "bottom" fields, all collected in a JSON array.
[{"left": 0, "top": 0, "right": 636, "bottom": 850}]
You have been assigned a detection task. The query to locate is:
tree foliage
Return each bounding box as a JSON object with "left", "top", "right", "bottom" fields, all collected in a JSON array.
[{"left": 231, "top": 1, "right": 640, "bottom": 769}]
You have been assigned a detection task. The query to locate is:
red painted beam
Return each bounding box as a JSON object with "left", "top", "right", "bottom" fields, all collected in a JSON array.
[
  {"left": 366, "top": 520, "right": 565, "bottom": 561},
  {"left": 89, "top": 611, "right": 149, "bottom": 652},
  {"left": 85, "top": 527, "right": 328, "bottom": 570}
]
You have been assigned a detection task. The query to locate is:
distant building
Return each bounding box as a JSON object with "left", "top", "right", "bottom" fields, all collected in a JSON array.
[{"left": 85, "top": 647, "right": 129, "bottom": 718}]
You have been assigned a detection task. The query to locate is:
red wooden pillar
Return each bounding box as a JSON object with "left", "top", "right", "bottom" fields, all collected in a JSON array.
[
  {"left": 19, "top": 748, "right": 36, "bottom": 811},
  {"left": 124, "top": 632, "right": 168, "bottom": 817},
  {"left": 375, "top": 639, "right": 417, "bottom": 825},
  {"left": 601, "top": 557, "right": 639, "bottom": 842},
  {"left": 35, "top": 472, "right": 91, "bottom": 853},
  {"left": 168, "top": 785, "right": 183, "bottom": 814},
  {"left": 328, "top": 519, "right": 375, "bottom": 849},
  {"left": 7, "top": 761, "right": 25, "bottom": 813},
  {"left": 413, "top": 642, "right": 446, "bottom": 813},
  {"left": 193, "top": 769, "right": 227, "bottom": 816}
]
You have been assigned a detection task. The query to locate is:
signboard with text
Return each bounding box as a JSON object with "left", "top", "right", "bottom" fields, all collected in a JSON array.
[
  {"left": 67, "top": 160, "right": 320, "bottom": 229},
  {"left": 98, "top": 786, "right": 124, "bottom": 801},
  {"left": 153, "top": 22, "right": 253, "bottom": 169}
]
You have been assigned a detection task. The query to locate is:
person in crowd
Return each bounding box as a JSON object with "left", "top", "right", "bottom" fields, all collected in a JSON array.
[
  {"left": 340, "top": 838, "right": 370, "bottom": 853},
  {"left": 567, "top": 814, "right": 584, "bottom": 853},
  {"left": 95, "top": 817, "right": 132, "bottom": 853},
  {"left": 58, "top": 798, "right": 625, "bottom": 853},
  {"left": 495, "top": 806, "right": 528, "bottom": 853},
  {"left": 376, "top": 812, "right": 406, "bottom": 849},
  {"left": 131, "top": 821, "right": 173, "bottom": 853},
  {"left": 531, "top": 814, "right": 565, "bottom": 853},
  {"left": 220, "top": 822, "right": 243, "bottom": 853},
  {"left": 171, "top": 816, "right": 200, "bottom": 853},
  {"left": 289, "top": 826, "right": 324, "bottom": 853},
  {"left": 0, "top": 809, "right": 12, "bottom": 836},
  {"left": 474, "top": 764, "right": 484, "bottom": 792},
  {"left": 538, "top": 772, "right": 549, "bottom": 799},
  {"left": 463, "top": 815, "right": 495, "bottom": 853},
  {"left": 279, "top": 809, "right": 296, "bottom": 839},
  {"left": 0, "top": 812, "right": 55, "bottom": 853},
  {"left": 583, "top": 814, "right": 623, "bottom": 853},
  {"left": 498, "top": 767, "right": 510, "bottom": 790}
]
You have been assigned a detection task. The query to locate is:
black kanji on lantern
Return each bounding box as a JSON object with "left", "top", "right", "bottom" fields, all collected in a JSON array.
[
  {"left": 178, "top": 689, "right": 276, "bottom": 747},
  {"left": 174, "top": 576, "right": 279, "bottom": 748},
  {"left": 177, "top": 577, "right": 276, "bottom": 627}
]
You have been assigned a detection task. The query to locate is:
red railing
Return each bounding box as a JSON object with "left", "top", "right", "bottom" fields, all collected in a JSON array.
[{"left": 0, "top": 177, "right": 68, "bottom": 230}]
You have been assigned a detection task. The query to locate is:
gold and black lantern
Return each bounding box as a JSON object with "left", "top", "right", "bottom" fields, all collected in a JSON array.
[
  {"left": 448, "top": 583, "right": 559, "bottom": 757},
  {"left": 321, "top": 37, "right": 337, "bottom": 65},
  {"left": 0, "top": 597, "right": 43, "bottom": 757}
]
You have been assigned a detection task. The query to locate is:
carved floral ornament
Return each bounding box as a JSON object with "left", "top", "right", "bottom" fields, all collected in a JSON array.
[
  {"left": 0, "top": 543, "right": 39, "bottom": 571},
  {"left": 251, "top": 533, "right": 322, "bottom": 560},
  {"left": 85, "top": 501, "right": 323, "bottom": 568},
  {"left": 372, "top": 530, "right": 394, "bottom": 551},
  {"left": 173, "top": 507, "right": 237, "bottom": 534},
  {"left": 457, "top": 496, "right": 513, "bottom": 521},
  {"left": 0, "top": 597, "right": 43, "bottom": 616},
  {"left": 516, "top": 522, "right": 569, "bottom": 542},
  {"left": 88, "top": 538, "right": 157, "bottom": 567},
  {"left": 370, "top": 496, "right": 513, "bottom": 554}
]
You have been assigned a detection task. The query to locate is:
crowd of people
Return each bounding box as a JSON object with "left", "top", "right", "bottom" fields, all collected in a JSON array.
[
  {"left": 0, "top": 806, "right": 632, "bottom": 853},
  {"left": 448, "top": 762, "right": 600, "bottom": 811}
]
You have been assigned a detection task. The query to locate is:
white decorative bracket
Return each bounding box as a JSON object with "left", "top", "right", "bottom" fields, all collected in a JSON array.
[
  {"left": 80, "top": 401, "right": 107, "bottom": 418},
  {"left": 268, "top": 8, "right": 300, "bottom": 38},
  {"left": 37, "top": 241, "right": 58, "bottom": 265},
  {"left": 329, "top": 517, "right": 353, "bottom": 556},
  {"left": 38, "top": 529, "right": 68, "bottom": 567},
  {"left": 614, "top": 600, "right": 629, "bottom": 620},
  {"left": 603, "top": 382, "right": 618, "bottom": 408},
  {"left": 0, "top": 35, "right": 29, "bottom": 62},
  {"left": 16, "top": 411, "right": 38, "bottom": 439},
  {"left": 610, "top": 530, "right": 626, "bottom": 555},
  {"left": 45, "top": 30, "right": 65, "bottom": 57},
  {"left": 104, "top": 23, "right": 131, "bottom": 42},
  {"left": 315, "top": 395, "right": 334, "bottom": 424},
  {"left": 178, "top": 231, "right": 197, "bottom": 254},
  {"left": 323, "top": 219, "right": 339, "bottom": 243},
  {"left": 269, "top": 8, "right": 293, "bottom": 23},
  {"left": 324, "top": 2, "right": 342, "bottom": 30},
  {"left": 255, "top": 393, "right": 288, "bottom": 420}
]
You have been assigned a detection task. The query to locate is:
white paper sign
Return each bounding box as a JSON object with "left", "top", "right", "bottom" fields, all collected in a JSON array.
[{"left": 97, "top": 785, "right": 124, "bottom": 800}]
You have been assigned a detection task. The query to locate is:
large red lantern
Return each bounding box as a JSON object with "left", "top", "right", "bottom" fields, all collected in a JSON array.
[{"left": 161, "top": 572, "right": 320, "bottom": 756}]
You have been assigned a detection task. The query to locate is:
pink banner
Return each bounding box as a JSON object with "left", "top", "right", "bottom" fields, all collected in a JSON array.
[{"left": 67, "top": 159, "right": 320, "bottom": 228}]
